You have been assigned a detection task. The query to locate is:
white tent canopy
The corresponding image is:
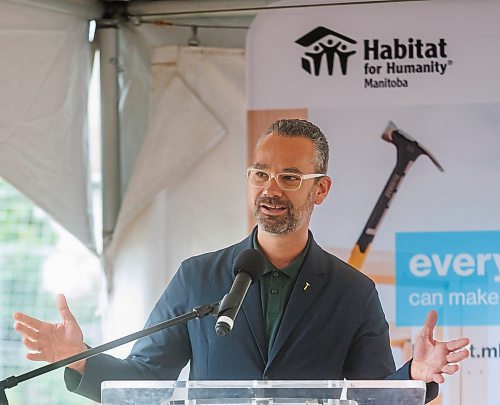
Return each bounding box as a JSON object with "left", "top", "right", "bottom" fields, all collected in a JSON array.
[
  {"left": 0, "top": 0, "right": 266, "bottom": 253},
  {"left": 0, "top": 0, "right": 264, "bottom": 337},
  {"left": 0, "top": 1, "right": 100, "bottom": 250},
  {"left": 0, "top": 0, "right": 393, "bottom": 335},
  {"left": 0, "top": 0, "right": 391, "bottom": 256}
]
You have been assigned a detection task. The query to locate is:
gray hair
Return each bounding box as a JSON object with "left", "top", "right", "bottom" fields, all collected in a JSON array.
[{"left": 262, "top": 119, "right": 329, "bottom": 174}]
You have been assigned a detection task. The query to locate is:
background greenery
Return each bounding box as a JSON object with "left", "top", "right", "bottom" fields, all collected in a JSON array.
[{"left": 0, "top": 178, "right": 102, "bottom": 404}]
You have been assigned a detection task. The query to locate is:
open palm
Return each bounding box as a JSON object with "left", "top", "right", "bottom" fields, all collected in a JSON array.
[
  {"left": 411, "top": 310, "right": 470, "bottom": 383},
  {"left": 13, "top": 294, "right": 87, "bottom": 372}
]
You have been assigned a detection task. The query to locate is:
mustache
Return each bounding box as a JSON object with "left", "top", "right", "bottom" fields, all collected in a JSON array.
[{"left": 255, "top": 196, "right": 292, "bottom": 208}]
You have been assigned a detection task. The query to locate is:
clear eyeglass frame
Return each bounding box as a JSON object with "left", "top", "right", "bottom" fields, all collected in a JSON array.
[{"left": 246, "top": 168, "right": 325, "bottom": 191}]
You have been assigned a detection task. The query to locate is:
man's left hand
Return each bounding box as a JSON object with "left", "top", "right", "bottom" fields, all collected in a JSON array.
[{"left": 411, "top": 310, "right": 470, "bottom": 384}]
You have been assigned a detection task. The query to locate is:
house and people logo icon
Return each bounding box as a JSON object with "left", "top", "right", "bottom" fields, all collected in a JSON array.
[{"left": 295, "top": 26, "right": 357, "bottom": 76}]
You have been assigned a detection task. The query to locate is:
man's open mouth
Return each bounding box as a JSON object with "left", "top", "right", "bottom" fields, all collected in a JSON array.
[{"left": 259, "top": 203, "right": 287, "bottom": 215}]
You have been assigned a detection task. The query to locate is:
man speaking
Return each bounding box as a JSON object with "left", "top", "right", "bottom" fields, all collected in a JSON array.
[{"left": 13, "top": 119, "right": 470, "bottom": 403}]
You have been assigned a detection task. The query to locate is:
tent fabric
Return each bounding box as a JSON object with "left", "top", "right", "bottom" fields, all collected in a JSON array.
[
  {"left": 117, "top": 25, "right": 155, "bottom": 202},
  {"left": 153, "top": 46, "right": 247, "bottom": 273},
  {"left": 103, "top": 46, "right": 247, "bottom": 341},
  {"left": 112, "top": 73, "right": 227, "bottom": 244},
  {"left": 4, "top": 0, "right": 103, "bottom": 19},
  {"left": 108, "top": 45, "right": 246, "bottom": 261},
  {"left": 0, "top": 1, "right": 95, "bottom": 250}
]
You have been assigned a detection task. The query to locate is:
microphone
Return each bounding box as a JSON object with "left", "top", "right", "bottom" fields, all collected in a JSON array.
[{"left": 215, "top": 249, "right": 265, "bottom": 336}]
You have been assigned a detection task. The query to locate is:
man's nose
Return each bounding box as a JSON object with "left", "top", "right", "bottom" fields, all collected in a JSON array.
[{"left": 262, "top": 177, "right": 283, "bottom": 196}]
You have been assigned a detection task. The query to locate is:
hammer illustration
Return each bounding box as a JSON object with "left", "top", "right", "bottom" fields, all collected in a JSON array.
[{"left": 348, "top": 121, "right": 444, "bottom": 270}]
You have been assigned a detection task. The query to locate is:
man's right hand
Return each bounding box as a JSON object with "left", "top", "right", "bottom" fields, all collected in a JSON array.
[{"left": 13, "top": 293, "right": 88, "bottom": 374}]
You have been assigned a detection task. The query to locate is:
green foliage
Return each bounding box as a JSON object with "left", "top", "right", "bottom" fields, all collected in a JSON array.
[
  {"left": 0, "top": 179, "right": 100, "bottom": 404},
  {"left": 0, "top": 182, "right": 57, "bottom": 245}
]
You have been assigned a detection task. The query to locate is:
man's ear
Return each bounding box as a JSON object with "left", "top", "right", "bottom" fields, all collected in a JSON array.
[{"left": 314, "top": 176, "right": 332, "bottom": 205}]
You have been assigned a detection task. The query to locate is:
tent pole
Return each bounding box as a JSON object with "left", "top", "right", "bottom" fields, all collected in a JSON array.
[{"left": 98, "top": 21, "right": 121, "bottom": 258}]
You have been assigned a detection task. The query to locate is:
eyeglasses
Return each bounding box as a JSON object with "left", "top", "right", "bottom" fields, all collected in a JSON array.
[{"left": 247, "top": 168, "right": 325, "bottom": 191}]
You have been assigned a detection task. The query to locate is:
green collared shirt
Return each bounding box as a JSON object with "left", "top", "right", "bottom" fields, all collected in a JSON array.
[{"left": 253, "top": 231, "right": 310, "bottom": 354}]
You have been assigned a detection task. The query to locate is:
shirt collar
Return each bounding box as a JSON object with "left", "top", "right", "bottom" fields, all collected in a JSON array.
[{"left": 252, "top": 230, "right": 311, "bottom": 278}]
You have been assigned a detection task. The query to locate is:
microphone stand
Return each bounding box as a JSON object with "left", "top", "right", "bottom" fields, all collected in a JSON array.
[{"left": 0, "top": 302, "right": 219, "bottom": 405}]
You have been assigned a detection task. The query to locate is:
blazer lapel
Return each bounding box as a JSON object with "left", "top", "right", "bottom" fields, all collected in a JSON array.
[
  {"left": 267, "top": 237, "right": 327, "bottom": 365},
  {"left": 241, "top": 280, "right": 267, "bottom": 362}
]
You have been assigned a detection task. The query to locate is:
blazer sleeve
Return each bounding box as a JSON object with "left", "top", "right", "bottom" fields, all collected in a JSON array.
[
  {"left": 342, "top": 287, "right": 396, "bottom": 380},
  {"left": 64, "top": 262, "right": 195, "bottom": 402},
  {"left": 341, "top": 287, "right": 438, "bottom": 403},
  {"left": 387, "top": 360, "right": 439, "bottom": 403}
]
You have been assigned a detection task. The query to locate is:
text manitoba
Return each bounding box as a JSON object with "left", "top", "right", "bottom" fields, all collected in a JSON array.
[
  {"left": 364, "top": 77, "right": 408, "bottom": 88},
  {"left": 387, "top": 61, "right": 448, "bottom": 75}
]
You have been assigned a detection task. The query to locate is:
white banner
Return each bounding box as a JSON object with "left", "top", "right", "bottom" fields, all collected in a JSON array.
[{"left": 247, "top": 1, "right": 500, "bottom": 404}]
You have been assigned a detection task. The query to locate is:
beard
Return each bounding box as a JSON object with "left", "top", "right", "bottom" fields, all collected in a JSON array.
[{"left": 253, "top": 188, "right": 316, "bottom": 235}]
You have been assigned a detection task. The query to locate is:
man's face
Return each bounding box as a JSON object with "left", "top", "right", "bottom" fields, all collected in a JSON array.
[{"left": 248, "top": 133, "right": 329, "bottom": 236}]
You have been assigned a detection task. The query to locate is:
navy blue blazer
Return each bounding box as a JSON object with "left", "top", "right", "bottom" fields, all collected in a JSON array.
[{"left": 66, "top": 230, "right": 437, "bottom": 402}]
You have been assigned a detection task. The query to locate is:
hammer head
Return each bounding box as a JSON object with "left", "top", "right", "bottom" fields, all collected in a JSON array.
[{"left": 382, "top": 121, "right": 444, "bottom": 172}]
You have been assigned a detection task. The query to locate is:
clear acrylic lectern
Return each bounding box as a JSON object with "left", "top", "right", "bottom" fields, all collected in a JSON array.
[{"left": 101, "top": 380, "right": 426, "bottom": 405}]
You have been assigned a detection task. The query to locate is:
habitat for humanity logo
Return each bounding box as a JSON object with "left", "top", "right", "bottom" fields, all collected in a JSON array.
[
  {"left": 295, "top": 26, "right": 452, "bottom": 88},
  {"left": 295, "top": 26, "right": 357, "bottom": 76}
]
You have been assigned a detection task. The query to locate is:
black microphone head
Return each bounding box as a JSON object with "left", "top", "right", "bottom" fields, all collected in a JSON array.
[{"left": 233, "top": 249, "right": 265, "bottom": 283}]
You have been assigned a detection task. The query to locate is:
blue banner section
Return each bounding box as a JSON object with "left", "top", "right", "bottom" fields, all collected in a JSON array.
[{"left": 396, "top": 231, "right": 500, "bottom": 326}]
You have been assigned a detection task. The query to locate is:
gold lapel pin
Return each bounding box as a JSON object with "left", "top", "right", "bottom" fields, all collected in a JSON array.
[{"left": 304, "top": 282, "right": 311, "bottom": 291}]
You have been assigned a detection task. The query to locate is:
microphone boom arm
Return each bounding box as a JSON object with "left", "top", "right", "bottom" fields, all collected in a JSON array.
[{"left": 0, "top": 302, "right": 220, "bottom": 404}]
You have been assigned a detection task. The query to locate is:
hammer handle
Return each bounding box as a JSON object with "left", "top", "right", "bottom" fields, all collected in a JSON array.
[{"left": 348, "top": 165, "right": 408, "bottom": 270}]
